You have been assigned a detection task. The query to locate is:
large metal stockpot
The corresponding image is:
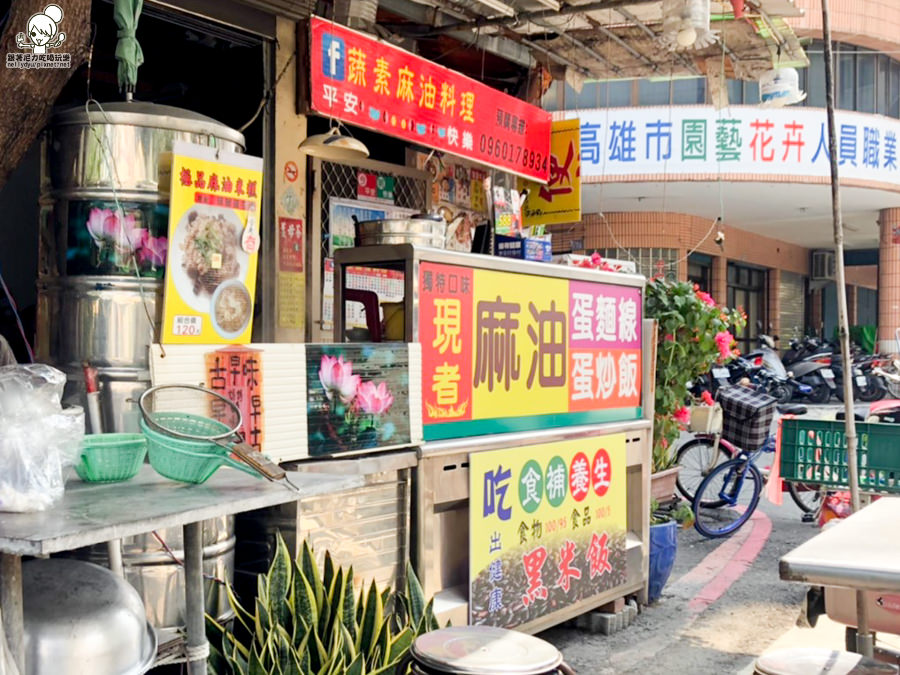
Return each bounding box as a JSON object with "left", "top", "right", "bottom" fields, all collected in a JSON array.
[
  {"left": 46, "top": 102, "right": 244, "bottom": 199},
  {"left": 37, "top": 102, "right": 245, "bottom": 434}
]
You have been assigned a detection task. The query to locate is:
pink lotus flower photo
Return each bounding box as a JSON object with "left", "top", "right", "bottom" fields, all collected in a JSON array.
[
  {"left": 84, "top": 206, "right": 165, "bottom": 270},
  {"left": 356, "top": 380, "right": 394, "bottom": 415},
  {"left": 318, "top": 354, "right": 361, "bottom": 404}
]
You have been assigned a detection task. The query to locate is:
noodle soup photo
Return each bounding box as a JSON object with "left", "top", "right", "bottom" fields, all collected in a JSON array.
[{"left": 211, "top": 280, "right": 252, "bottom": 338}]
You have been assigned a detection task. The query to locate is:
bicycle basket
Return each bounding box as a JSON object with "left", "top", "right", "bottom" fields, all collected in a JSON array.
[
  {"left": 717, "top": 386, "right": 776, "bottom": 450},
  {"left": 688, "top": 403, "right": 723, "bottom": 434}
]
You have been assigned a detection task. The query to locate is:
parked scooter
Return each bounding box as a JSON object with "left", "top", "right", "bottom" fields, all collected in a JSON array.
[
  {"left": 831, "top": 343, "right": 887, "bottom": 403},
  {"left": 781, "top": 335, "right": 837, "bottom": 404},
  {"left": 743, "top": 330, "right": 813, "bottom": 404}
]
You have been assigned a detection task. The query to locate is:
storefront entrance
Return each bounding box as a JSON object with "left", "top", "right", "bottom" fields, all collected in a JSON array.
[{"left": 727, "top": 263, "right": 767, "bottom": 355}]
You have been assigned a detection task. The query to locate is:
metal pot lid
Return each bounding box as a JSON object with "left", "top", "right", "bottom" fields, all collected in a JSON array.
[
  {"left": 754, "top": 648, "right": 898, "bottom": 675},
  {"left": 50, "top": 102, "right": 245, "bottom": 148},
  {"left": 354, "top": 214, "right": 444, "bottom": 227},
  {"left": 410, "top": 626, "right": 563, "bottom": 674},
  {"left": 23, "top": 558, "right": 157, "bottom": 675}
]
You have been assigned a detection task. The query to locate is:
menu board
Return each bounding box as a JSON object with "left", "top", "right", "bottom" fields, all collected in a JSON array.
[
  {"left": 469, "top": 434, "right": 627, "bottom": 628},
  {"left": 161, "top": 142, "right": 263, "bottom": 344},
  {"left": 418, "top": 261, "right": 643, "bottom": 440}
]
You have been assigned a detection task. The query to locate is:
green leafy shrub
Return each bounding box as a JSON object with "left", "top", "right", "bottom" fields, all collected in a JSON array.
[
  {"left": 207, "top": 534, "right": 439, "bottom": 675},
  {"left": 644, "top": 279, "right": 745, "bottom": 472}
]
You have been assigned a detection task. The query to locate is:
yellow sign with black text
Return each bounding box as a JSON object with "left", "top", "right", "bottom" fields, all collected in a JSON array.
[
  {"left": 161, "top": 142, "right": 263, "bottom": 344},
  {"left": 519, "top": 119, "right": 582, "bottom": 226},
  {"left": 469, "top": 434, "right": 627, "bottom": 628}
]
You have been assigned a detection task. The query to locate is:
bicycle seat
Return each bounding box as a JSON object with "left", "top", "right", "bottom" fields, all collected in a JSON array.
[{"left": 777, "top": 403, "right": 807, "bottom": 416}]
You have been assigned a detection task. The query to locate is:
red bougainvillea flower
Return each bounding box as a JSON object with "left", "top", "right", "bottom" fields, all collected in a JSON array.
[
  {"left": 715, "top": 331, "right": 735, "bottom": 361},
  {"left": 701, "top": 390, "right": 715, "bottom": 406},
  {"left": 696, "top": 290, "right": 716, "bottom": 307},
  {"left": 673, "top": 406, "right": 691, "bottom": 425}
]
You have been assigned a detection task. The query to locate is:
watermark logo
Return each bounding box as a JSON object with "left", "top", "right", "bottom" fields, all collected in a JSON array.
[{"left": 6, "top": 4, "right": 70, "bottom": 69}]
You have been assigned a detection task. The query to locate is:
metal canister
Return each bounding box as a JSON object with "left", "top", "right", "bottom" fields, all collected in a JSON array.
[
  {"left": 401, "top": 626, "right": 574, "bottom": 675},
  {"left": 71, "top": 516, "right": 236, "bottom": 630},
  {"left": 37, "top": 103, "right": 245, "bottom": 432}
]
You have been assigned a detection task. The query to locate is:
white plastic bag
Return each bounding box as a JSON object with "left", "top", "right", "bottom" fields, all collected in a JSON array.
[{"left": 0, "top": 364, "right": 84, "bottom": 512}]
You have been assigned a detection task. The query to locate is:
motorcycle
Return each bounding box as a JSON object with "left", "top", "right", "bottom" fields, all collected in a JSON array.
[
  {"left": 831, "top": 344, "right": 887, "bottom": 403},
  {"left": 743, "top": 331, "right": 813, "bottom": 404},
  {"left": 781, "top": 335, "right": 837, "bottom": 404}
]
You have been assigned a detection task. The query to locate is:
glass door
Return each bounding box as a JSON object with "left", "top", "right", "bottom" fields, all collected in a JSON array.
[{"left": 727, "top": 263, "right": 767, "bottom": 355}]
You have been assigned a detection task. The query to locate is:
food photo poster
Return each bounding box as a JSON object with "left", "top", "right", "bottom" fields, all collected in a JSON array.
[{"left": 160, "top": 142, "right": 263, "bottom": 344}]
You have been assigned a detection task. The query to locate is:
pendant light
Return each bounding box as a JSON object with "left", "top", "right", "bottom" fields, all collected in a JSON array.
[{"left": 298, "top": 127, "right": 370, "bottom": 161}]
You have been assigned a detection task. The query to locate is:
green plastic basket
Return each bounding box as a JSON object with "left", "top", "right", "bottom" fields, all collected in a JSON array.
[
  {"left": 140, "top": 413, "right": 257, "bottom": 484},
  {"left": 75, "top": 433, "right": 148, "bottom": 483},
  {"left": 780, "top": 418, "right": 900, "bottom": 493}
]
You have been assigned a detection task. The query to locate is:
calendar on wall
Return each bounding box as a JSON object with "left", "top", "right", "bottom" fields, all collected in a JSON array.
[{"left": 322, "top": 258, "right": 405, "bottom": 333}]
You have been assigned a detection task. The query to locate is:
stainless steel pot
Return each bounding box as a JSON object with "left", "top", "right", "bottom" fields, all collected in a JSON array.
[
  {"left": 36, "top": 276, "right": 161, "bottom": 368},
  {"left": 46, "top": 102, "right": 245, "bottom": 199},
  {"left": 68, "top": 517, "right": 236, "bottom": 629},
  {"left": 356, "top": 214, "right": 446, "bottom": 248},
  {"left": 23, "top": 558, "right": 156, "bottom": 675},
  {"left": 401, "top": 626, "right": 573, "bottom": 675}
]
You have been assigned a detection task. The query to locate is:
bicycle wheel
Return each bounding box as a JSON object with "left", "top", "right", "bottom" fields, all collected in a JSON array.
[
  {"left": 693, "top": 459, "right": 763, "bottom": 538},
  {"left": 788, "top": 481, "right": 826, "bottom": 515},
  {"left": 675, "top": 437, "right": 733, "bottom": 503}
]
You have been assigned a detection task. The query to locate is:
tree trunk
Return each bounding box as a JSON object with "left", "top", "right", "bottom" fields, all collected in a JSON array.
[{"left": 0, "top": 0, "right": 91, "bottom": 191}]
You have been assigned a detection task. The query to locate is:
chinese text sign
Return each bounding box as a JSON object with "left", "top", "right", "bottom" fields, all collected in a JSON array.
[
  {"left": 572, "top": 106, "right": 900, "bottom": 184},
  {"left": 162, "top": 142, "right": 263, "bottom": 344},
  {"left": 205, "top": 347, "right": 265, "bottom": 452},
  {"left": 419, "top": 262, "right": 642, "bottom": 440},
  {"left": 309, "top": 17, "right": 551, "bottom": 182},
  {"left": 470, "top": 435, "right": 627, "bottom": 629},
  {"left": 520, "top": 119, "right": 582, "bottom": 226}
]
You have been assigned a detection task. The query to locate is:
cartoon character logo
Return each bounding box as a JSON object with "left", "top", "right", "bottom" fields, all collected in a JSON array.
[{"left": 16, "top": 5, "right": 66, "bottom": 55}]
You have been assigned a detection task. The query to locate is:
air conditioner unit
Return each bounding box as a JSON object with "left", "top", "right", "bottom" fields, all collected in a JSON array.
[{"left": 811, "top": 250, "right": 835, "bottom": 281}]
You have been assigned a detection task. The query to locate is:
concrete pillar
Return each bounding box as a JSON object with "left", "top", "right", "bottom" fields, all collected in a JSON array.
[
  {"left": 712, "top": 255, "right": 727, "bottom": 308},
  {"left": 768, "top": 268, "right": 781, "bottom": 340},
  {"left": 879, "top": 208, "right": 900, "bottom": 353}
]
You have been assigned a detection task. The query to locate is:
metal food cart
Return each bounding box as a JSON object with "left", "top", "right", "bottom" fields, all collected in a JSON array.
[{"left": 334, "top": 245, "right": 652, "bottom": 632}]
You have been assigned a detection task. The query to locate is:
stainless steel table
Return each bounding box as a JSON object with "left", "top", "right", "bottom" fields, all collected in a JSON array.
[
  {"left": 0, "top": 466, "right": 363, "bottom": 675},
  {"left": 780, "top": 497, "right": 900, "bottom": 592}
]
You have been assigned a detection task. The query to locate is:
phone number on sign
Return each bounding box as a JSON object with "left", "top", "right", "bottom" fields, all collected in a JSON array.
[{"left": 479, "top": 134, "right": 548, "bottom": 174}]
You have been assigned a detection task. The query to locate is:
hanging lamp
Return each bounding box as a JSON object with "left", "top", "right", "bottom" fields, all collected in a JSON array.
[{"left": 298, "top": 127, "right": 369, "bottom": 161}]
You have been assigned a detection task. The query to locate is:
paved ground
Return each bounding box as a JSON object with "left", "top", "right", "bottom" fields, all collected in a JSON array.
[{"left": 540, "top": 403, "right": 882, "bottom": 674}]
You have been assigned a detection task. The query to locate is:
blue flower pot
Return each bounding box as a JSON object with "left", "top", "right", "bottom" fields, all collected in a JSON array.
[{"left": 648, "top": 520, "right": 678, "bottom": 603}]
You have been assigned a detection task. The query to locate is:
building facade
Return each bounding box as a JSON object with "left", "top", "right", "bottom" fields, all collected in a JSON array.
[{"left": 545, "top": 0, "right": 900, "bottom": 353}]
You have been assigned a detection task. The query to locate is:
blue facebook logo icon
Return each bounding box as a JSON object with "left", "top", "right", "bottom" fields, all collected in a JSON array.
[{"left": 321, "top": 34, "right": 345, "bottom": 81}]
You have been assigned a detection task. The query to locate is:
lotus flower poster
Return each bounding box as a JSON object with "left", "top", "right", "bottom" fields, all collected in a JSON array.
[{"left": 306, "top": 344, "right": 421, "bottom": 456}]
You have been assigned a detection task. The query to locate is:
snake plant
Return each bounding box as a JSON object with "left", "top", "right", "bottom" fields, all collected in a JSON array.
[{"left": 207, "top": 533, "right": 440, "bottom": 675}]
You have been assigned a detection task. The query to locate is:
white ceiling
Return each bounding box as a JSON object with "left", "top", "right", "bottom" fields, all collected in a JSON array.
[{"left": 582, "top": 180, "right": 900, "bottom": 250}]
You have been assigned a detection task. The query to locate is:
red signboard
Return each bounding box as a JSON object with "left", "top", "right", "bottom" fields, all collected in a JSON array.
[{"left": 309, "top": 17, "right": 551, "bottom": 182}]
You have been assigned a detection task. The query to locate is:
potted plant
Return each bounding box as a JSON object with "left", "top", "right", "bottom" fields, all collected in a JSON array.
[
  {"left": 648, "top": 499, "right": 694, "bottom": 603},
  {"left": 644, "top": 279, "right": 745, "bottom": 500},
  {"left": 207, "top": 534, "right": 439, "bottom": 674}
]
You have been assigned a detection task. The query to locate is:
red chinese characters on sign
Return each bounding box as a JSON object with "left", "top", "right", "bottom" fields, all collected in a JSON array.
[
  {"left": 555, "top": 540, "right": 582, "bottom": 593},
  {"left": 309, "top": 17, "right": 551, "bottom": 182},
  {"left": 278, "top": 217, "right": 304, "bottom": 273},
  {"left": 587, "top": 532, "right": 613, "bottom": 579},
  {"left": 569, "top": 452, "right": 591, "bottom": 502},
  {"left": 180, "top": 167, "right": 257, "bottom": 209},
  {"left": 540, "top": 140, "right": 576, "bottom": 202},
  {"left": 592, "top": 448, "right": 612, "bottom": 497},
  {"left": 205, "top": 347, "right": 265, "bottom": 451},
  {"left": 521, "top": 546, "right": 549, "bottom": 607},
  {"left": 419, "top": 262, "right": 474, "bottom": 424}
]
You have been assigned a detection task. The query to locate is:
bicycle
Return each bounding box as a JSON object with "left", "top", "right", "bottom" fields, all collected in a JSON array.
[{"left": 675, "top": 411, "right": 824, "bottom": 516}]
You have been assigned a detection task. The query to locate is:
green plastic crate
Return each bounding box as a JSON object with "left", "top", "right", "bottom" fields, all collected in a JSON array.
[{"left": 780, "top": 418, "right": 900, "bottom": 493}]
